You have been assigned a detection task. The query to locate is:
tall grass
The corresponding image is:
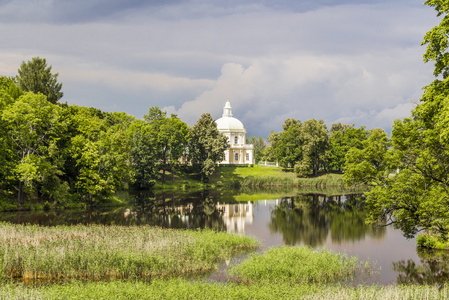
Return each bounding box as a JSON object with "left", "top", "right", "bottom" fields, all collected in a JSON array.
[
  {"left": 0, "top": 222, "right": 258, "bottom": 281},
  {"left": 229, "top": 246, "right": 364, "bottom": 284},
  {"left": 1, "top": 280, "right": 449, "bottom": 300}
]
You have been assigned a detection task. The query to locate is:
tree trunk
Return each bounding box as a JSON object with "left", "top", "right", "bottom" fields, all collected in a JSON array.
[{"left": 17, "top": 181, "right": 24, "bottom": 205}]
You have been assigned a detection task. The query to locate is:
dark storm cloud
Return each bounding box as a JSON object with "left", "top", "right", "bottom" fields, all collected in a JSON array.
[
  {"left": 0, "top": 0, "right": 410, "bottom": 24},
  {"left": 0, "top": 0, "right": 185, "bottom": 23}
]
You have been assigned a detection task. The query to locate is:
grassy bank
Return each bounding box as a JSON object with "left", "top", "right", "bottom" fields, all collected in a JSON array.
[
  {"left": 2, "top": 280, "right": 449, "bottom": 300},
  {"left": 0, "top": 223, "right": 258, "bottom": 281},
  {"left": 214, "top": 165, "right": 351, "bottom": 189},
  {"left": 0, "top": 250, "right": 447, "bottom": 300},
  {"left": 0, "top": 223, "right": 445, "bottom": 299}
]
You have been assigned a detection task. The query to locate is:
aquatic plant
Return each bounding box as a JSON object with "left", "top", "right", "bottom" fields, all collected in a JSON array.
[
  {"left": 0, "top": 222, "right": 258, "bottom": 281},
  {"left": 229, "top": 246, "right": 361, "bottom": 284}
]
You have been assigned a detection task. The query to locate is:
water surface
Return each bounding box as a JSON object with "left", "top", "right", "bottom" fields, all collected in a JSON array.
[{"left": 0, "top": 191, "right": 445, "bottom": 285}]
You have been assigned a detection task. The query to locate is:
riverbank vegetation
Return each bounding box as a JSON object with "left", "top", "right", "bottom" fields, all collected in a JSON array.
[
  {"left": 2, "top": 279, "right": 449, "bottom": 300},
  {"left": 0, "top": 222, "right": 258, "bottom": 281},
  {"left": 0, "top": 223, "right": 446, "bottom": 299},
  {"left": 215, "top": 165, "right": 351, "bottom": 189}
]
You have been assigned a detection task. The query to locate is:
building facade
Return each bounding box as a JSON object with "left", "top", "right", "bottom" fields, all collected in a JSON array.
[{"left": 216, "top": 100, "right": 254, "bottom": 164}]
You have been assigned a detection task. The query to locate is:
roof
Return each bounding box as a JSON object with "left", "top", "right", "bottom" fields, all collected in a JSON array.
[
  {"left": 216, "top": 100, "right": 245, "bottom": 131},
  {"left": 216, "top": 116, "right": 245, "bottom": 131}
]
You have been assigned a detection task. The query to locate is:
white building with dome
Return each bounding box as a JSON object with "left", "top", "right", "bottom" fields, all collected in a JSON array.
[{"left": 216, "top": 100, "right": 254, "bottom": 165}]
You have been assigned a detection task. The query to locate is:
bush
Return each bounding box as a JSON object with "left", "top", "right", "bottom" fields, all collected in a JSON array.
[{"left": 417, "top": 233, "right": 449, "bottom": 250}]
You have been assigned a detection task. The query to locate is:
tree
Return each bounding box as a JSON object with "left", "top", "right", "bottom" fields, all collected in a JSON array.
[
  {"left": 144, "top": 107, "right": 189, "bottom": 182},
  {"left": 344, "top": 0, "right": 449, "bottom": 239},
  {"left": 343, "top": 128, "right": 392, "bottom": 186},
  {"left": 329, "top": 123, "right": 367, "bottom": 172},
  {"left": 2, "top": 92, "right": 62, "bottom": 204},
  {"left": 276, "top": 119, "right": 303, "bottom": 168},
  {"left": 295, "top": 119, "right": 329, "bottom": 177},
  {"left": 17, "top": 57, "right": 63, "bottom": 104},
  {"left": 188, "top": 113, "right": 229, "bottom": 182},
  {"left": 0, "top": 77, "right": 21, "bottom": 197},
  {"left": 248, "top": 136, "right": 266, "bottom": 163},
  {"left": 128, "top": 120, "right": 157, "bottom": 190}
]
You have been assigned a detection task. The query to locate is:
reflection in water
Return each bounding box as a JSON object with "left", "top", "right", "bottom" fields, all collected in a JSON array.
[
  {"left": 0, "top": 191, "right": 433, "bottom": 285},
  {"left": 218, "top": 202, "right": 253, "bottom": 233},
  {"left": 393, "top": 248, "right": 449, "bottom": 285},
  {"left": 269, "top": 194, "right": 386, "bottom": 247}
]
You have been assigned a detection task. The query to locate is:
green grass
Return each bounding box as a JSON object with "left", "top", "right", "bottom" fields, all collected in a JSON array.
[
  {"left": 2, "top": 278, "right": 449, "bottom": 300},
  {"left": 229, "top": 246, "right": 363, "bottom": 284},
  {"left": 0, "top": 222, "right": 258, "bottom": 281},
  {"left": 0, "top": 225, "right": 446, "bottom": 299},
  {"left": 214, "top": 165, "right": 354, "bottom": 190}
]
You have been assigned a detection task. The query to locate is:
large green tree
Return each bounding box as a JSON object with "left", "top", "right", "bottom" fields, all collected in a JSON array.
[
  {"left": 144, "top": 107, "right": 189, "bottom": 182},
  {"left": 295, "top": 119, "right": 329, "bottom": 177},
  {"left": 2, "top": 92, "right": 63, "bottom": 204},
  {"left": 128, "top": 120, "right": 157, "bottom": 190},
  {"left": 0, "top": 77, "right": 21, "bottom": 197},
  {"left": 328, "top": 123, "right": 367, "bottom": 172},
  {"left": 276, "top": 119, "right": 303, "bottom": 168},
  {"left": 188, "top": 113, "right": 228, "bottom": 182},
  {"left": 17, "top": 57, "right": 63, "bottom": 104},
  {"left": 344, "top": 0, "right": 449, "bottom": 239}
]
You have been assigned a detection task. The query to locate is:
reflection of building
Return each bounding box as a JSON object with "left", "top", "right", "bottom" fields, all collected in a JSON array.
[
  {"left": 217, "top": 201, "right": 254, "bottom": 233},
  {"left": 216, "top": 100, "right": 254, "bottom": 164}
]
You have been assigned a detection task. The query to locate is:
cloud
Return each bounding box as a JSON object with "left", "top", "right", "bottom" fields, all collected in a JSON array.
[{"left": 0, "top": 0, "right": 438, "bottom": 138}]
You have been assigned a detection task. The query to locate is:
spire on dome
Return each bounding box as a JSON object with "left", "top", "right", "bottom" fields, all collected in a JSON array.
[{"left": 222, "top": 99, "right": 233, "bottom": 117}]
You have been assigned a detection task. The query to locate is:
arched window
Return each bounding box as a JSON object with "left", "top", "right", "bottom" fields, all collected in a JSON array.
[
  {"left": 234, "top": 153, "right": 239, "bottom": 162},
  {"left": 234, "top": 136, "right": 238, "bottom": 144}
]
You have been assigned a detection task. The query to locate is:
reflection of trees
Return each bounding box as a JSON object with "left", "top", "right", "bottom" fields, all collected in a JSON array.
[
  {"left": 269, "top": 195, "right": 329, "bottom": 247},
  {"left": 393, "top": 248, "right": 449, "bottom": 285},
  {"left": 269, "top": 194, "right": 385, "bottom": 247},
  {"left": 328, "top": 195, "right": 386, "bottom": 243},
  {"left": 0, "top": 191, "right": 226, "bottom": 230},
  {"left": 128, "top": 190, "right": 227, "bottom": 231}
]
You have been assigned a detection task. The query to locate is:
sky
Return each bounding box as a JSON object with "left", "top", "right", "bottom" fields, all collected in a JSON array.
[{"left": 0, "top": 0, "right": 439, "bottom": 138}]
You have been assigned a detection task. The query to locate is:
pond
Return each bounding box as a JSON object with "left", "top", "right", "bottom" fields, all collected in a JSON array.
[{"left": 0, "top": 190, "right": 446, "bottom": 285}]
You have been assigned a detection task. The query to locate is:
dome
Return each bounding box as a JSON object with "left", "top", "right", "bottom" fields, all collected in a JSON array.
[
  {"left": 216, "top": 100, "right": 245, "bottom": 131},
  {"left": 216, "top": 116, "right": 245, "bottom": 131}
]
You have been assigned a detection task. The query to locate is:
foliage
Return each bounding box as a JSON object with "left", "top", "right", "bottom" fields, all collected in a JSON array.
[
  {"left": 248, "top": 136, "right": 266, "bottom": 163},
  {"left": 343, "top": 1, "right": 449, "bottom": 239},
  {"left": 188, "top": 113, "right": 229, "bottom": 182},
  {"left": 144, "top": 107, "right": 189, "bottom": 183},
  {"left": 16, "top": 57, "right": 63, "bottom": 104},
  {"left": 295, "top": 119, "right": 329, "bottom": 177},
  {"left": 229, "top": 246, "right": 360, "bottom": 284},
  {"left": 266, "top": 119, "right": 361, "bottom": 178},
  {"left": 417, "top": 233, "right": 449, "bottom": 250},
  {"left": 343, "top": 128, "right": 392, "bottom": 186},
  {"left": 128, "top": 120, "right": 157, "bottom": 190},
  {"left": 328, "top": 123, "right": 367, "bottom": 171},
  {"left": 1, "top": 92, "right": 63, "bottom": 204}
]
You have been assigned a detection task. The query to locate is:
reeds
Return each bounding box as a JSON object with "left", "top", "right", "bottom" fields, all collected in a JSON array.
[
  {"left": 0, "top": 222, "right": 258, "bottom": 281},
  {"left": 2, "top": 279, "right": 449, "bottom": 300},
  {"left": 229, "top": 246, "right": 363, "bottom": 284}
]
